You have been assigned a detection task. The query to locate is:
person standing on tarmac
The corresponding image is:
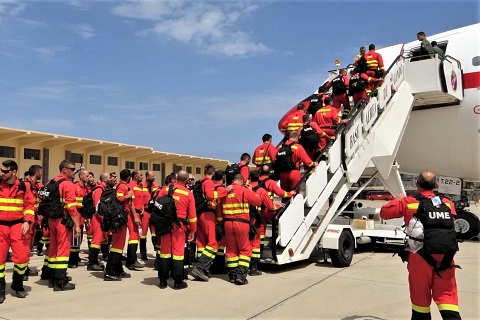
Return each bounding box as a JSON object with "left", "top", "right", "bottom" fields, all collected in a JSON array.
[
  {"left": 191, "top": 164, "right": 228, "bottom": 282},
  {"left": 157, "top": 170, "right": 197, "bottom": 290},
  {"left": 46, "top": 160, "right": 82, "bottom": 291},
  {"left": 104, "top": 169, "right": 136, "bottom": 281},
  {"left": 220, "top": 174, "right": 262, "bottom": 285},
  {"left": 70, "top": 169, "right": 89, "bottom": 268},
  {"left": 0, "top": 160, "right": 35, "bottom": 303},
  {"left": 126, "top": 170, "right": 144, "bottom": 270},
  {"left": 380, "top": 171, "right": 462, "bottom": 320},
  {"left": 252, "top": 134, "right": 277, "bottom": 168},
  {"left": 141, "top": 170, "right": 159, "bottom": 261}
]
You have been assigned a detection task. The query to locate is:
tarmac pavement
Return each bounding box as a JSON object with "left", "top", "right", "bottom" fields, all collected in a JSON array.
[{"left": 1, "top": 202, "right": 478, "bottom": 320}]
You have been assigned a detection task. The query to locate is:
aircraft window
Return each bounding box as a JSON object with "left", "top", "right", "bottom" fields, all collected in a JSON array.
[{"left": 473, "top": 56, "right": 480, "bottom": 66}]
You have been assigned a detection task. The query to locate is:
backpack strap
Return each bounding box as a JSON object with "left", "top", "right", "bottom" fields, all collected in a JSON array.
[
  {"left": 260, "top": 143, "right": 271, "bottom": 166},
  {"left": 416, "top": 248, "right": 460, "bottom": 278}
]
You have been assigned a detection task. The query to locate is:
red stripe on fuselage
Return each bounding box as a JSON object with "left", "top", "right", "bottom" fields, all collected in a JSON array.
[{"left": 463, "top": 71, "right": 480, "bottom": 89}]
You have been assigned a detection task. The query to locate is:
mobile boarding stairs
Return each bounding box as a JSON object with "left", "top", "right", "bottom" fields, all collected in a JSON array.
[{"left": 261, "top": 54, "right": 464, "bottom": 267}]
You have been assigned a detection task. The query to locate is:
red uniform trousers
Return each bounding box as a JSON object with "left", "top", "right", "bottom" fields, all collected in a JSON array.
[
  {"left": 407, "top": 252, "right": 460, "bottom": 319},
  {"left": 140, "top": 212, "right": 150, "bottom": 240},
  {"left": 85, "top": 220, "right": 93, "bottom": 244},
  {"left": 351, "top": 91, "right": 367, "bottom": 106},
  {"left": 279, "top": 170, "right": 303, "bottom": 192},
  {"left": 196, "top": 211, "right": 219, "bottom": 259},
  {"left": 47, "top": 217, "right": 72, "bottom": 285},
  {"left": 319, "top": 128, "right": 336, "bottom": 150},
  {"left": 332, "top": 93, "right": 350, "bottom": 110},
  {"left": 158, "top": 224, "right": 187, "bottom": 283},
  {"left": 105, "top": 225, "right": 127, "bottom": 276},
  {"left": 90, "top": 215, "right": 107, "bottom": 249},
  {"left": 224, "top": 213, "right": 252, "bottom": 272},
  {"left": 127, "top": 213, "right": 140, "bottom": 244},
  {"left": 250, "top": 218, "right": 261, "bottom": 260},
  {"left": 0, "top": 223, "right": 30, "bottom": 279}
]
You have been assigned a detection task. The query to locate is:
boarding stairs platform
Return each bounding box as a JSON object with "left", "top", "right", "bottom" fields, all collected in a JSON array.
[{"left": 261, "top": 54, "right": 463, "bottom": 266}]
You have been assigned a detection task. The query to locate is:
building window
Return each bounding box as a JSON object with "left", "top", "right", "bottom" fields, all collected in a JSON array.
[
  {"left": 152, "top": 163, "right": 161, "bottom": 171},
  {"left": 0, "top": 146, "right": 15, "bottom": 158},
  {"left": 186, "top": 166, "right": 192, "bottom": 173},
  {"left": 139, "top": 162, "right": 148, "bottom": 170},
  {"left": 24, "top": 148, "right": 40, "bottom": 160},
  {"left": 90, "top": 155, "right": 101, "bottom": 165},
  {"left": 161, "top": 163, "right": 166, "bottom": 184},
  {"left": 70, "top": 153, "right": 83, "bottom": 164},
  {"left": 125, "top": 161, "right": 135, "bottom": 169},
  {"left": 195, "top": 167, "right": 201, "bottom": 175},
  {"left": 107, "top": 156, "right": 118, "bottom": 166},
  {"left": 173, "top": 164, "right": 182, "bottom": 173}
]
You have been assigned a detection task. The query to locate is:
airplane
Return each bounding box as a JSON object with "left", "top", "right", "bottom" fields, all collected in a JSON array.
[{"left": 275, "top": 23, "right": 480, "bottom": 247}]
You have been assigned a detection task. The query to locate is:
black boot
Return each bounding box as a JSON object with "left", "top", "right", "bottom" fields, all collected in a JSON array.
[
  {"left": 172, "top": 260, "right": 187, "bottom": 290},
  {"left": 36, "top": 241, "right": 44, "bottom": 256},
  {"left": 228, "top": 267, "right": 237, "bottom": 284},
  {"left": 140, "top": 238, "right": 148, "bottom": 260},
  {"left": 158, "top": 257, "right": 170, "bottom": 289},
  {"left": 101, "top": 243, "right": 109, "bottom": 261},
  {"left": 210, "top": 253, "right": 227, "bottom": 274},
  {"left": 235, "top": 266, "right": 249, "bottom": 285},
  {"left": 12, "top": 269, "right": 27, "bottom": 298},
  {"left": 40, "top": 262, "right": 50, "bottom": 280},
  {"left": 53, "top": 268, "right": 75, "bottom": 291},
  {"left": 87, "top": 248, "right": 104, "bottom": 271},
  {"left": 0, "top": 278, "right": 6, "bottom": 303},
  {"left": 191, "top": 255, "right": 213, "bottom": 282},
  {"left": 249, "top": 258, "right": 262, "bottom": 276},
  {"left": 126, "top": 243, "right": 142, "bottom": 269},
  {"left": 104, "top": 252, "right": 121, "bottom": 281},
  {"left": 439, "top": 310, "right": 461, "bottom": 320},
  {"left": 68, "top": 250, "right": 79, "bottom": 268}
]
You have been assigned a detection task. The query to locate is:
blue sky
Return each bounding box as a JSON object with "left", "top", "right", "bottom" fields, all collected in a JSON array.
[{"left": 0, "top": 0, "right": 478, "bottom": 163}]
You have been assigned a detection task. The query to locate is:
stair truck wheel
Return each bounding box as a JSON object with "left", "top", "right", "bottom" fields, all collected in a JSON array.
[
  {"left": 455, "top": 210, "right": 480, "bottom": 240},
  {"left": 329, "top": 230, "right": 355, "bottom": 267}
]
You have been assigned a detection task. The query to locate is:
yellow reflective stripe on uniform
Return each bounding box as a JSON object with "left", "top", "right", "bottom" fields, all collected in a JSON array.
[
  {"left": 217, "top": 217, "right": 223, "bottom": 222},
  {"left": 110, "top": 248, "right": 123, "bottom": 254},
  {"left": 173, "top": 189, "right": 189, "bottom": 196},
  {"left": 317, "top": 108, "right": 332, "bottom": 113},
  {"left": 0, "top": 206, "right": 23, "bottom": 212},
  {"left": 0, "top": 263, "right": 5, "bottom": 278},
  {"left": 407, "top": 202, "right": 451, "bottom": 210},
  {"left": 172, "top": 255, "right": 184, "bottom": 261},
  {"left": 0, "top": 198, "right": 24, "bottom": 204},
  {"left": 90, "top": 244, "right": 101, "bottom": 249},
  {"left": 238, "top": 255, "right": 250, "bottom": 267},
  {"left": 133, "top": 186, "right": 142, "bottom": 191},
  {"left": 160, "top": 253, "right": 171, "bottom": 259},
  {"left": 223, "top": 203, "right": 249, "bottom": 209},
  {"left": 65, "top": 203, "right": 76, "bottom": 209},
  {"left": 128, "top": 240, "right": 139, "bottom": 245},
  {"left": 213, "top": 191, "right": 218, "bottom": 200},
  {"left": 117, "top": 193, "right": 124, "bottom": 197},
  {"left": 24, "top": 209, "right": 35, "bottom": 215},
  {"left": 188, "top": 217, "right": 197, "bottom": 223},
  {"left": 437, "top": 304, "right": 459, "bottom": 312},
  {"left": 412, "top": 304, "right": 430, "bottom": 313},
  {"left": 75, "top": 197, "right": 83, "bottom": 201}
]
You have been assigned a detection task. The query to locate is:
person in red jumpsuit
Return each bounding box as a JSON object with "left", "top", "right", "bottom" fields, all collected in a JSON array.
[
  {"left": 70, "top": 169, "right": 89, "bottom": 268},
  {"left": 23, "top": 165, "right": 43, "bottom": 280},
  {"left": 365, "top": 43, "right": 386, "bottom": 78},
  {"left": 104, "top": 169, "right": 136, "bottom": 281},
  {"left": 210, "top": 170, "right": 229, "bottom": 275},
  {"left": 219, "top": 174, "right": 261, "bottom": 285},
  {"left": 349, "top": 67, "right": 382, "bottom": 106},
  {"left": 87, "top": 172, "right": 113, "bottom": 271},
  {"left": 0, "top": 160, "right": 35, "bottom": 302},
  {"left": 237, "top": 153, "right": 251, "bottom": 184},
  {"left": 313, "top": 97, "right": 344, "bottom": 149},
  {"left": 141, "top": 170, "right": 159, "bottom": 261},
  {"left": 298, "top": 114, "right": 332, "bottom": 158},
  {"left": 248, "top": 171, "right": 284, "bottom": 276},
  {"left": 156, "top": 170, "right": 197, "bottom": 290},
  {"left": 126, "top": 170, "right": 144, "bottom": 270},
  {"left": 277, "top": 131, "right": 317, "bottom": 192},
  {"left": 280, "top": 102, "right": 306, "bottom": 134},
  {"left": 191, "top": 164, "right": 228, "bottom": 282},
  {"left": 46, "top": 160, "right": 81, "bottom": 291},
  {"left": 380, "top": 171, "right": 462, "bottom": 320},
  {"left": 323, "top": 68, "right": 350, "bottom": 111},
  {"left": 252, "top": 134, "right": 277, "bottom": 168}
]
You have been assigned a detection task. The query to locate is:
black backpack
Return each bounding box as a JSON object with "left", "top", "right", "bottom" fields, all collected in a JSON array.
[
  {"left": 331, "top": 76, "right": 347, "bottom": 95},
  {"left": 349, "top": 74, "right": 367, "bottom": 93},
  {"left": 355, "top": 55, "right": 368, "bottom": 73},
  {"left": 97, "top": 188, "right": 128, "bottom": 232},
  {"left": 414, "top": 195, "right": 459, "bottom": 274},
  {"left": 38, "top": 178, "right": 68, "bottom": 218},
  {"left": 299, "top": 124, "right": 319, "bottom": 152},
  {"left": 149, "top": 185, "right": 179, "bottom": 236},
  {"left": 192, "top": 179, "right": 209, "bottom": 215},
  {"left": 225, "top": 163, "right": 246, "bottom": 186},
  {"left": 273, "top": 143, "right": 296, "bottom": 173},
  {"left": 80, "top": 186, "right": 101, "bottom": 219}
]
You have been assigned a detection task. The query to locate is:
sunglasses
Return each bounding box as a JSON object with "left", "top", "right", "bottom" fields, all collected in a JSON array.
[
  {"left": 1, "top": 169, "right": 11, "bottom": 174},
  {"left": 65, "top": 167, "right": 76, "bottom": 172},
  {"left": 188, "top": 178, "right": 195, "bottom": 181}
]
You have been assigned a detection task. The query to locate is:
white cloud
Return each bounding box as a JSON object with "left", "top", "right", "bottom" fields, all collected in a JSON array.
[
  {"left": 35, "top": 45, "right": 68, "bottom": 60},
  {"left": 67, "top": 23, "right": 95, "bottom": 39},
  {"left": 0, "top": 0, "right": 25, "bottom": 24},
  {"left": 68, "top": 0, "right": 90, "bottom": 11},
  {"left": 112, "top": 1, "right": 270, "bottom": 57},
  {"left": 32, "top": 118, "right": 76, "bottom": 129}
]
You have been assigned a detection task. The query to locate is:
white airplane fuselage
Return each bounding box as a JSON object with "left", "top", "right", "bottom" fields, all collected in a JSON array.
[{"left": 379, "top": 24, "right": 480, "bottom": 181}]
